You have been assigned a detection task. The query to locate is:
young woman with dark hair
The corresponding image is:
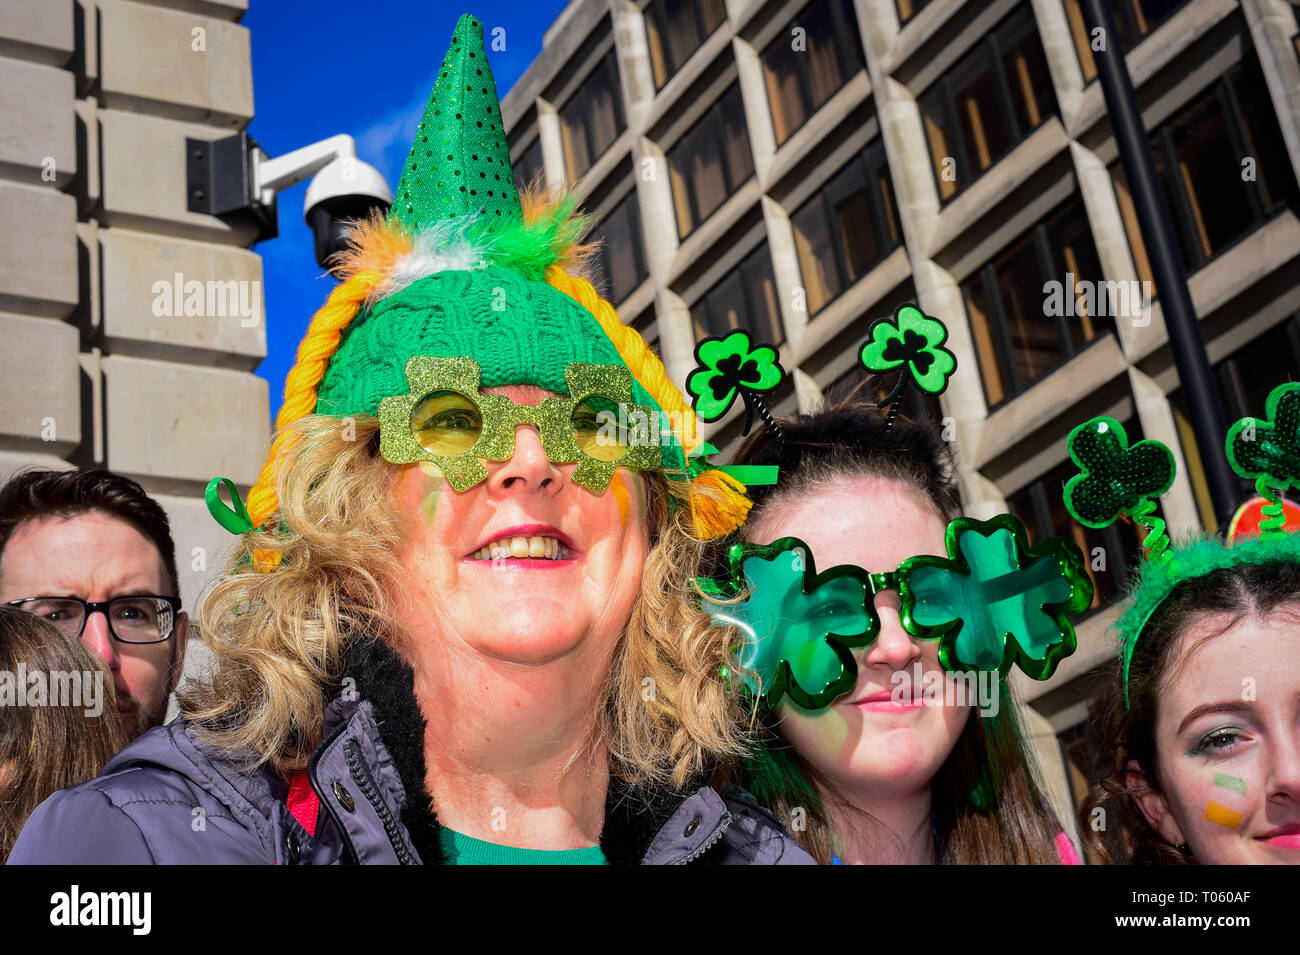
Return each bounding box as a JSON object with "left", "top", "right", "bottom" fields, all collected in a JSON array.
[
  {"left": 1083, "top": 551, "right": 1300, "bottom": 864},
  {"left": 713, "top": 390, "right": 1081, "bottom": 864}
]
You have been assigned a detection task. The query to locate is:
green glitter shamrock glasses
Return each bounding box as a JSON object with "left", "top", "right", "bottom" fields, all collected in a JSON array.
[
  {"left": 697, "top": 514, "right": 1093, "bottom": 711},
  {"left": 377, "top": 356, "right": 664, "bottom": 493}
]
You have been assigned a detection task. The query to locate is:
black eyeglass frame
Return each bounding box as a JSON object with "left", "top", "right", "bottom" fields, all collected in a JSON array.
[{"left": 6, "top": 595, "right": 183, "bottom": 645}]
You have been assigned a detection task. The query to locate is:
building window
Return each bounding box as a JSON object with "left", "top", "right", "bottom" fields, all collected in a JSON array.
[
  {"left": 588, "top": 191, "right": 648, "bottom": 306},
  {"left": 560, "top": 50, "right": 625, "bottom": 182},
  {"left": 1170, "top": 314, "right": 1300, "bottom": 531},
  {"left": 920, "top": 5, "right": 1058, "bottom": 202},
  {"left": 645, "top": 0, "right": 727, "bottom": 90},
  {"left": 1112, "top": 55, "right": 1300, "bottom": 281},
  {"left": 512, "top": 137, "right": 545, "bottom": 196},
  {"left": 1064, "top": 0, "right": 1194, "bottom": 81},
  {"left": 669, "top": 84, "right": 754, "bottom": 238},
  {"left": 763, "top": 0, "right": 865, "bottom": 146},
  {"left": 1007, "top": 453, "right": 1141, "bottom": 612},
  {"left": 895, "top": 0, "right": 932, "bottom": 25},
  {"left": 791, "top": 139, "right": 902, "bottom": 316},
  {"left": 691, "top": 243, "right": 784, "bottom": 346},
  {"left": 961, "top": 195, "right": 1110, "bottom": 407}
]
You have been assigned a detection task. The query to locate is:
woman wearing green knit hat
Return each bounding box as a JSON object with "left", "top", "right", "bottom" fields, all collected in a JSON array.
[{"left": 7, "top": 14, "right": 810, "bottom": 866}]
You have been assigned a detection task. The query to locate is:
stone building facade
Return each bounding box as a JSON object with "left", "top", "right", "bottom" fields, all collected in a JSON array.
[{"left": 1, "top": 0, "right": 267, "bottom": 684}]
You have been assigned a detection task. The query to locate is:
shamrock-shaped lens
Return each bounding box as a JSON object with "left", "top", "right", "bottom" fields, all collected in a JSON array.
[
  {"left": 411, "top": 391, "right": 483, "bottom": 456},
  {"left": 571, "top": 395, "right": 628, "bottom": 463}
]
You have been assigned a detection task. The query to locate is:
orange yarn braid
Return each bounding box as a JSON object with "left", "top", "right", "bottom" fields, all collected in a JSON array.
[
  {"left": 546, "top": 267, "right": 752, "bottom": 538},
  {"left": 246, "top": 270, "right": 383, "bottom": 528}
]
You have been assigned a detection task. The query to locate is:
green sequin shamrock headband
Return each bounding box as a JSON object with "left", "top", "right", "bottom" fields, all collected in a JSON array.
[
  {"left": 1064, "top": 382, "right": 1300, "bottom": 707},
  {"left": 376, "top": 356, "right": 663, "bottom": 494},
  {"left": 697, "top": 515, "right": 1093, "bottom": 711}
]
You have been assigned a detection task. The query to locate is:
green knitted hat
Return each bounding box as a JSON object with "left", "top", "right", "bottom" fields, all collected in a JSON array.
[{"left": 312, "top": 14, "right": 672, "bottom": 439}]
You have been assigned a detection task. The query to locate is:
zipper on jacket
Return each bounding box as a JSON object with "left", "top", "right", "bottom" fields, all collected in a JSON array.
[
  {"left": 344, "top": 738, "right": 418, "bottom": 865},
  {"left": 672, "top": 811, "right": 732, "bottom": 865}
]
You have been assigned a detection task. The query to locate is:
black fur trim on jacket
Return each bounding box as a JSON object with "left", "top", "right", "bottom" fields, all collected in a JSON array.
[
  {"left": 339, "top": 637, "right": 444, "bottom": 864},
  {"left": 338, "top": 637, "right": 699, "bottom": 865}
]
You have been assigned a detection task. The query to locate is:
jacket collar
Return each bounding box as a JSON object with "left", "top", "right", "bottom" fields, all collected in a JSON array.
[{"left": 332, "top": 637, "right": 727, "bottom": 864}]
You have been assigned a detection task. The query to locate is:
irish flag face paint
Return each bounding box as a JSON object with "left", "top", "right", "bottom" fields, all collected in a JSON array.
[
  {"left": 1203, "top": 801, "right": 1243, "bottom": 829},
  {"left": 1213, "top": 773, "right": 1246, "bottom": 797}
]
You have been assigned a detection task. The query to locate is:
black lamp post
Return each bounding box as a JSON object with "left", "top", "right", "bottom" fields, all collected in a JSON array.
[{"left": 1078, "top": 0, "right": 1241, "bottom": 526}]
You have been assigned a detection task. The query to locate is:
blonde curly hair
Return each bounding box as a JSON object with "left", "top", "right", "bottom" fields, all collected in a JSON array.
[{"left": 182, "top": 413, "right": 748, "bottom": 788}]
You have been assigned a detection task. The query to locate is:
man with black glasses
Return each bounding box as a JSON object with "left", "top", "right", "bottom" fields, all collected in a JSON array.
[{"left": 0, "top": 468, "right": 188, "bottom": 742}]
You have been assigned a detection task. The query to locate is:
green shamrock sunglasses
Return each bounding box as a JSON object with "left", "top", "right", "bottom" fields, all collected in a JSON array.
[
  {"left": 378, "top": 356, "right": 663, "bottom": 493},
  {"left": 697, "top": 514, "right": 1093, "bottom": 711}
]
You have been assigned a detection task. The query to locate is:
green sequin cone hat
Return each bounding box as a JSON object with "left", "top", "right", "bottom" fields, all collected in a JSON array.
[{"left": 231, "top": 13, "right": 755, "bottom": 541}]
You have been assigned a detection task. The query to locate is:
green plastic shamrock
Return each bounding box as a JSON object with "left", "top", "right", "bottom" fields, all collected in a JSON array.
[
  {"left": 898, "top": 515, "right": 1093, "bottom": 680},
  {"left": 1227, "top": 382, "right": 1300, "bottom": 491},
  {"left": 1064, "top": 416, "right": 1175, "bottom": 529},
  {"left": 859, "top": 303, "right": 957, "bottom": 397},
  {"left": 686, "top": 330, "right": 784, "bottom": 426},
  {"left": 699, "top": 539, "right": 877, "bottom": 710}
]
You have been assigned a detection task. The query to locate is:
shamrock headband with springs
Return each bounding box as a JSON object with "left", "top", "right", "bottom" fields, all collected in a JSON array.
[
  {"left": 697, "top": 514, "right": 1093, "bottom": 712},
  {"left": 1064, "top": 382, "right": 1300, "bottom": 707}
]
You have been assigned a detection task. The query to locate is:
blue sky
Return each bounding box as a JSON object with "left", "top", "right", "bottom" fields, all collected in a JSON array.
[{"left": 244, "top": 1, "right": 568, "bottom": 420}]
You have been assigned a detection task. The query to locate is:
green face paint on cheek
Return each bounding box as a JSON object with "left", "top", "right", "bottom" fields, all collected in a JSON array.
[
  {"left": 633, "top": 472, "right": 646, "bottom": 524},
  {"left": 417, "top": 462, "right": 444, "bottom": 526},
  {"left": 1213, "top": 773, "right": 1246, "bottom": 797}
]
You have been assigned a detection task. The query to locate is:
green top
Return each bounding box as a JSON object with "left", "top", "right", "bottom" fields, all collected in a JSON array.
[{"left": 439, "top": 827, "right": 608, "bottom": 866}]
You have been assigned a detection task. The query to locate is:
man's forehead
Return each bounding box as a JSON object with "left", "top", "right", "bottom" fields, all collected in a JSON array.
[{"left": 0, "top": 511, "right": 168, "bottom": 598}]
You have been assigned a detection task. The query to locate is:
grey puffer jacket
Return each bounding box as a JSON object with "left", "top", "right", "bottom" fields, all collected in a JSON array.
[{"left": 8, "top": 640, "right": 813, "bottom": 865}]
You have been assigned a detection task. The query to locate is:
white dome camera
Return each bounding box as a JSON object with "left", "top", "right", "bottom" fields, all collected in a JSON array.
[{"left": 303, "top": 156, "right": 393, "bottom": 269}]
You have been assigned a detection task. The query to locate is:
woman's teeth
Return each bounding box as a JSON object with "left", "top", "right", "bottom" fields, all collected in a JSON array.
[{"left": 471, "top": 536, "right": 565, "bottom": 561}]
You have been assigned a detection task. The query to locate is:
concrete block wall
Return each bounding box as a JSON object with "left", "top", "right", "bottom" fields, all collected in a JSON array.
[{"left": 0, "top": 1, "right": 268, "bottom": 698}]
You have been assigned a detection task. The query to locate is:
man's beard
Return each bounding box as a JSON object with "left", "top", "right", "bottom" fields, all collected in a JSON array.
[{"left": 115, "top": 686, "right": 171, "bottom": 741}]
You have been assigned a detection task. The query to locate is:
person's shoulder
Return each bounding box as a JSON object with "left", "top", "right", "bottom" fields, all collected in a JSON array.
[
  {"left": 716, "top": 784, "right": 817, "bottom": 865},
  {"left": 7, "top": 783, "right": 158, "bottom": 864},
  {"left": 7, "top": 722, "right": 275, "bottom": 865}
]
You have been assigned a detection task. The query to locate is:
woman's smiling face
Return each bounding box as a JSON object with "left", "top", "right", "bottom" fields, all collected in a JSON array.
[
  {"left": 1135, "top": 605, "right": 1300, "bottom": 863},
  {"left": 750, "top": 474, "right": 971, "bottom": 801},
  {"left": 391, "top": 383, "right": 649, "bottom": 667}
]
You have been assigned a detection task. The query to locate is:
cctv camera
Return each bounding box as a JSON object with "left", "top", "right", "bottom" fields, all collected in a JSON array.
[{"left": 304, "top": 156, "right": 393, "bottom": 270}]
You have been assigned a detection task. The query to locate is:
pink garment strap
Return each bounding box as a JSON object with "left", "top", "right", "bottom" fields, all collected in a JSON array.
[{"left": 1055, "top": 830, "right": 1082, "bottom": 865}]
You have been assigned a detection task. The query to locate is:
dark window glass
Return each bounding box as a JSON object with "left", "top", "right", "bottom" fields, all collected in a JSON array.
[
  {"left": 1006, "top": 452, "right": 1142, "bottom": 611},
  {"left": 588, "top": 191, "right": 648, "bottom": 305},
  {"left": 762, "top": 0, "right": 865, "bottom": 145},
  {"left": 645, "top": 0, "right": 727, "bottom": 89},
  {"left": 1112, "top": 55, "right": 1300, "bottom": 277},
  {"left": 512, "top": 138, "right": 545, "bottom": 196},
  {"left": 561, "top": 51, "right": 626, "bottom": 182},
  {"left": 791, "top": 140, "right": 902, "bottom": 314},
  {"left": 920, "top": 5, "right": 1058, "bottom": 202},
  {"left": 1169, "top": 315, "right": 1300, "bottom": 529},
  {"left": 895, "top": 0, "right": 932, "bottom": 24},
  {"left": 1065, "top": 0, "right": 1194, "bottom": 80},
  {"left": 961, "top": 196, "right": 1111, "bottom": 406},
  {"left": 691, "top": 243, "right": 784, "bottom": 346},
  {"left": 669, "top": 84, "right": 754, "bottom": 237}
]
